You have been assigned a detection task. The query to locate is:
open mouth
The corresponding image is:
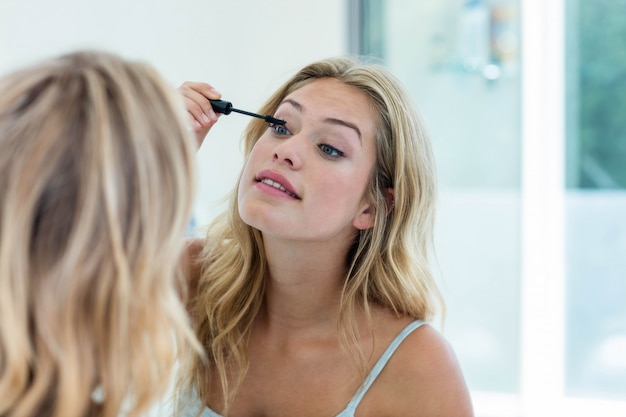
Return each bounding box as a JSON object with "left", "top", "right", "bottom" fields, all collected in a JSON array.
[{"left": 258, "top": 178, "right": 300, "bottom": 199}]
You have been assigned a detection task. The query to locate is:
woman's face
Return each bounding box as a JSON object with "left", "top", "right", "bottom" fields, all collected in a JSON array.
[{"left": 237, "top": 78, "right": 378, "bottom": 244}]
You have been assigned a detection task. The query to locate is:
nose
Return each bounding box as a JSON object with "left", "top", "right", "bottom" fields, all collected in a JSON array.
[{"left": 272, "top": 136, "right": 304, "bottom": 169}]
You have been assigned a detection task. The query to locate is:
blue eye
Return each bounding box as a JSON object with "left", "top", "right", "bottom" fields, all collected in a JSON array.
[
  {"left": 270, "top": 123, "right": 291, "bottom": 136},
  {"left": 319, "top": 144, "right": 344, "bottom": 158}
]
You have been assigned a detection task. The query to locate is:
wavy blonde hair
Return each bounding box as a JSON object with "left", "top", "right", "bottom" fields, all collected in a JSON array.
[
  {"left": 178, "top": 56, "right": 442, "bottom": 415},
  {"left": 0, "top": 51, "right": 199, "bottom": 417}
]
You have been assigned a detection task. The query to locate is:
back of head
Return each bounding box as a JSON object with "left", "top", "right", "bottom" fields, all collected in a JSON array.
[{"left": 0, "top": 51, "right": 197, "bottom": 417}]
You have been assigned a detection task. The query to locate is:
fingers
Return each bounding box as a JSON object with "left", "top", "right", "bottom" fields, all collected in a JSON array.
[{"left": 179, "top": 81, "right": 222, "bottom": 132}]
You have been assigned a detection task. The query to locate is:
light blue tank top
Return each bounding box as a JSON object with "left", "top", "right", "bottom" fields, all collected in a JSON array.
[{"left": 181, "top": 320, "right": 425, "bottom": 417}]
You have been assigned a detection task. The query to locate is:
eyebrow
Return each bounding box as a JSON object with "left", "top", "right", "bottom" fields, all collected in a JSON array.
[{"left": 280, "top": 98, "right": 362, "bottom": 143}]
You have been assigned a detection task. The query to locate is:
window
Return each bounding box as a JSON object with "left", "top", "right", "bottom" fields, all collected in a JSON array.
[
  {"left": 565, "top": 0, "right": 626, "bottom": 401},
  {"left": 355, "top": 0, "right": 626, "bottom": 415}
]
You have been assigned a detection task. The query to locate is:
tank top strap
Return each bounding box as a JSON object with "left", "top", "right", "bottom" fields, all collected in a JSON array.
[{"left": 338, "top": 320, "right": 426, "bottom": 416}]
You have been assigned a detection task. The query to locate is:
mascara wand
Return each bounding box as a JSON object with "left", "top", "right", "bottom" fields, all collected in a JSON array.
[{"left": 210, "top": 99, "right": 286, "bottom": 125}]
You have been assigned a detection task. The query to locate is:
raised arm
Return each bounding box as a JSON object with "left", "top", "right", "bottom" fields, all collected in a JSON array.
[{"left": 177, "top": 82, "right": 221, "bottom": 296}]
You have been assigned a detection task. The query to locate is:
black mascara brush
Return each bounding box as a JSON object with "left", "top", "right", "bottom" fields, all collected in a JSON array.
[{"left": 210, "top": 99, "right": 286, "bottom": 125}]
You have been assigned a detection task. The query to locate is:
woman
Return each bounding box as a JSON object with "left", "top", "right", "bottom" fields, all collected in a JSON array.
[
  {"left": 0, "top": 50, "right": 200, "bottom": 417},
  {"left": 178, "top": 57, "right": 473, "bottom": 417}
]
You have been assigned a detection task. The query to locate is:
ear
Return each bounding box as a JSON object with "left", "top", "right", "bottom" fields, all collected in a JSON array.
[
  {"left": 385, "top": 188, "right": 395, "bottom": 215},
  {"left": 352, "top": 201, "right": 374, "bottom": 230},
  {"left": 352, "top": 188, "right": 395, "bottom": 230},
  {"left": 352, "top": 205, "right": 374, "bottom": 230}
]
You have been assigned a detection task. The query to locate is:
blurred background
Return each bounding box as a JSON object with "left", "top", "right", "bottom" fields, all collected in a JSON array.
[{"left": 2, "top": 0, "right": 625, "bottom": 416}]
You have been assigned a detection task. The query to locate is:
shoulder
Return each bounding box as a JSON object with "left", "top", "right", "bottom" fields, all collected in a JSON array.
[
  {"left": 182, "top": 238, "right": 206, "bottom": 298},
  {"left": 364, "top": 322, "right": 474, "bottom": 417}
]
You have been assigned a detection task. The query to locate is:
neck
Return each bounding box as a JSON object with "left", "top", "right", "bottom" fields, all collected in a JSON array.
[{"left": 260, "top": 237, "right": 350, "bottom": 330}]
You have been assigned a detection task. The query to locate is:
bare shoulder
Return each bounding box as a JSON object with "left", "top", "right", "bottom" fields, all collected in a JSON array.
[
  {"left": 182, "top": 238, "right": 206, "bottom": 296},
  {"left": 185, "top": 237, "right": 205, "bottom": 259},
  {"left": 364, "top": 322, "right": 474, "bottom": 417}
]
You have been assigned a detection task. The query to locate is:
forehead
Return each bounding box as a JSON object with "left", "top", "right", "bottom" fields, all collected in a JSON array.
[{"left": 283, "top": 78, "right": 377, "bottom": 137}]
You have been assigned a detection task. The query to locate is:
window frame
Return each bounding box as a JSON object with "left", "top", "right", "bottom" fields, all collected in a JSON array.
[{"left": 352, "top": 0, "right": 626, "bottom": 415}]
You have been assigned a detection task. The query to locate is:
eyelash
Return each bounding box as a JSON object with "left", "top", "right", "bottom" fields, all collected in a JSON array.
[
  {"left": 269, "top": 123, "right": 291, "bottom": 136},
  {"left": 318, "top": 144, "right": 344, "bottom": 158},
  {"left": 268, "top": 123, "right": 345, "bottom": 159}
]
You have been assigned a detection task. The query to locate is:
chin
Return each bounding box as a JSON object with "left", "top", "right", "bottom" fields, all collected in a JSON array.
[{"left": 238, "top": 203, "right": 270, "bottom": 231}]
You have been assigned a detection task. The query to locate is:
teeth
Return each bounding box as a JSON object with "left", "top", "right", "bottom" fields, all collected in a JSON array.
[{"left": 260, "top": 178, "right": 298, "bottom": 198}]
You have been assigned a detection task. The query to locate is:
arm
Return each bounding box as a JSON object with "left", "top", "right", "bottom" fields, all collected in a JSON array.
[{"left": 176, "top": 82, "right": 220, "bottom": 298}]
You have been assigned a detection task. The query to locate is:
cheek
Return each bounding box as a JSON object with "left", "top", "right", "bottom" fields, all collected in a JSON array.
[
  {"left": 240, "top": 139, "right": 271, "bottom": 180},
  {"left": 317, "top": 169, "right": 369, "bottom": 209},
  {"left": 237, "top": 147, "right": 262, "bottom": 206},
  {"left": 247, "top": 138, "right": 268, "bottom": 161}
]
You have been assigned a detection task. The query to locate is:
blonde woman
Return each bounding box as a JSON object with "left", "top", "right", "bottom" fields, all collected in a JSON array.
[
  {"left": 0, "top": 51, "right": 199, "bottom": 417},
  {"left": 177, "top": 57, "right": 473, "bottom": 417}
]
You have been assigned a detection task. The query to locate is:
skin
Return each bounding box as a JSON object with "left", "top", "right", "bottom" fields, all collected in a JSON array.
[
  {"left": 239, "top": 80, "right": 377, "bottom": 245},
  {"left": 181, "top": 78, "right": 474, "bottom": 417}
]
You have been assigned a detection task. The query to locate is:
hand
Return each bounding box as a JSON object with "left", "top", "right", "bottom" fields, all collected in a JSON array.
[{"left": 179, "top": 81, "right": 222, "bottom": 147}]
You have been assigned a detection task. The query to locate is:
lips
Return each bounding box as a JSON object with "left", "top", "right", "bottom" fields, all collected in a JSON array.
[{"left": 255, "top": 170, "right": 300, "bottom": 199}]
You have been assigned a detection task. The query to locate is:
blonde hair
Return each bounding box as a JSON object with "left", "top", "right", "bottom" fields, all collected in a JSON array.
[
  {"left": 0, "top": 51, "right": 199, "bottom": 417},
  {"left": 178, "top": 56, "right": 442, "bottom": 414}
]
